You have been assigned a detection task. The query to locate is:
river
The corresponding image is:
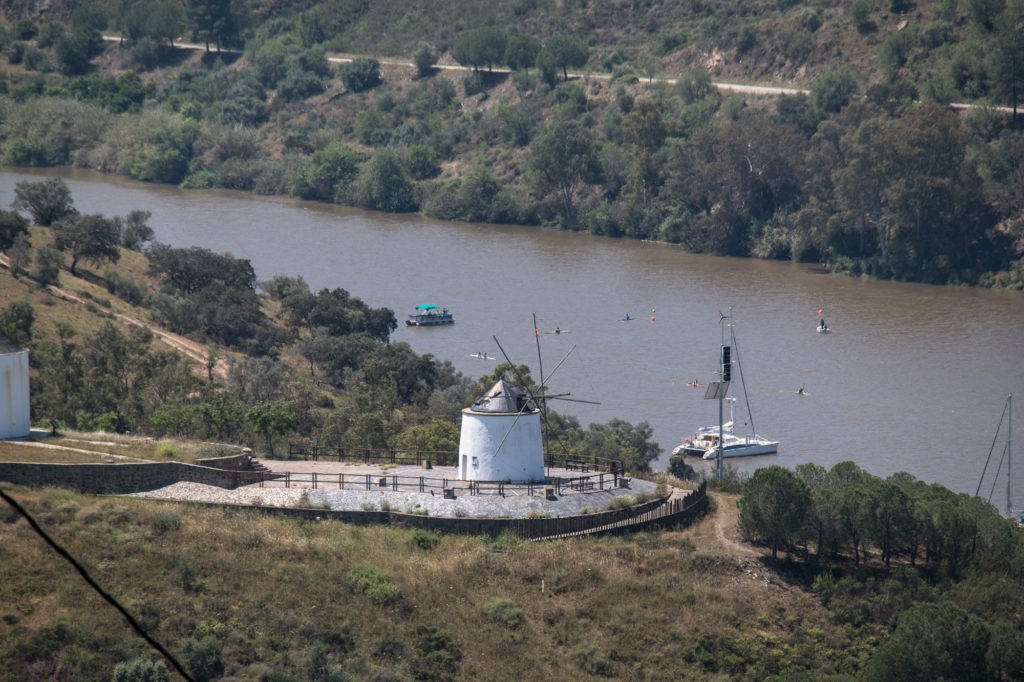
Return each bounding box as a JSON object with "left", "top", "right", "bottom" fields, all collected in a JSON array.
[{"left": 2, "top": 168, "right": 1022, "bottom": 510}]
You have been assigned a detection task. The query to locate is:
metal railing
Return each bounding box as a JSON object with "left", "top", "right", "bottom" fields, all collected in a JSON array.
[
  {"left": 252, "top": 469, "right": 625, "bottom": 496},
  {"left": 286, "top": 444, "right": 623, "bottom": 474}
]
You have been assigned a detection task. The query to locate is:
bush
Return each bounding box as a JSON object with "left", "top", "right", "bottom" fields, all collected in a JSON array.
[
  {"left": 347, "top": 564, "right": 400, "bottom": 605},
  {"left": 32, "top": 246, "right": 63, "bottom": 286},
  {"left": 482, "top": 598, "right": 526, "bottom": 629},
  {"left": 152, "top": 442, "right": 176, "bottom": 458},
  {"left": 112, "top": 656, "right": 171, "bottom": 682},
  {"left": 462, "top": 70, "right": 486, "bottom": 96},
  {"left": 182, "top": 637, "right": 224, "bottom": 682},
  {"left": 103, "top": 269, "right": 145, "bottom": 304},
  {"left": 413, "top": 43, "right": 437, "bottom": 78},
  {"left": 409, "top": 528, "right": 441, "bottom": 550},
  {"left": 339, "top": 58, "right": 381, "bottom": 93}
]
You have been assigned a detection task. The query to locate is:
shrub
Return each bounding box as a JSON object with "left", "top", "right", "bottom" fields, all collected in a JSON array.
[
  {"left": 103, "top": 269, "right": 145, "bottom": 304},
  {"left": 152, "top": 442, "right": 176, "bottom": 458},
  {"left": 409, "top": 528, "right": 441, "bottom": 550},
  {"left": 606, "top": 495, "right": 637, "bottom": 510},
  {"left": 482, "top": 598, "right": 525, "bottom": 629},
  {"left": 413, "top": 43, "right": 437, "bottom": 78},
  {"left": 462, "top": 70, "right": 485, "bottom": 96},
  {"left": 571, "top": 643, "right": 614, "bottom": 677},
  {"left": 412, "top": 625, "right": 462, "bottom": 680},
  {"left": 347, "top": 564, "right": 400, "bottom": 605},
  {"left": 148, "top": 510, "right": 183, "bottom": 533},
  {"left": 339, "top": 58, "right": 381, "bottom": 93},
  {"left": 112, "top": 656, "right": 171, "bottom": 682},
  {"left": 32, "top": 246, "right": 63, "bottom": 286},
  {"left": 182, "top": 637, "right": 223, "bottom": 682}
]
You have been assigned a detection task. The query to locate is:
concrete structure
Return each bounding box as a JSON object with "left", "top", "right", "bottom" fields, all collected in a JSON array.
[
  {"left": 0, "top": 333, "right": 30, "bottom": 439},
  {"left": 458, "top": 379, "right": 544, "bottom": 482}
]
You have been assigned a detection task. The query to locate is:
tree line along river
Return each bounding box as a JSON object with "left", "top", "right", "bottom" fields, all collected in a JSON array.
[{"left": 2, "top": 167, "right": 1021, "bottom": 512}]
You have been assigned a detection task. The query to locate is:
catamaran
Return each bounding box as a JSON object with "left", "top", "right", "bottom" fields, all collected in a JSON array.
[{"left": 672, "top": 310, "right": 779, "bottom": 460}]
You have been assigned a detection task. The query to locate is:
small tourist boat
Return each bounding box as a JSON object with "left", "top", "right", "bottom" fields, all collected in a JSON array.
[{"left": 406, "top": 304, "right": 454, "bottom": 326}]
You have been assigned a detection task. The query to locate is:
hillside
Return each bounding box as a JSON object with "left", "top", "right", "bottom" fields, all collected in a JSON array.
[
  {"left": 0, "top": 483, "right": 869, "bottom": 681},
  {"left": 1, "top": 1, "right": 1022, "bottom": 289}
]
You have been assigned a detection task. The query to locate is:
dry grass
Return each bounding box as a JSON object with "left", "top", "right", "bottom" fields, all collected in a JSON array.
[
  {"left": 0, "top": 430, "right": 238, "bottom": 464},
  {"left": 0, "top": 486, "right": 869, "bottom": 680}
]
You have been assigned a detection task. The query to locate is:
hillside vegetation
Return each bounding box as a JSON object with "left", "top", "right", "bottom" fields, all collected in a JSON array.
[
  {"left": 0, "top": 0, "right": 1022, "bottom": 287},
  {"left": 2, "top": 470, "right": 1023, "bottom": 680}
]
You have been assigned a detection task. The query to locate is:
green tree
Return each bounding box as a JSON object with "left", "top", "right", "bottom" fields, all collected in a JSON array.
[
  {"left": 52, "top": 213, "right": 122, "bottom": 276},
  {"left": 505, "top": 34, "right": 540, "bottom": 73},
  {"left": 12, "top": 178, "right": 76, "bottom": 227},
  {"left": 0, "top": 300, "right": 34, "bottom": 347},
  {"left": 812, "top": 67, "right": 858, "bottom": 114},
  {"left": 452, "top": 27, "right": 507, "bottom": 72},
  {"left": 355, "top": 150, "right": 417, "bottom": 213},
  {"left": 0, "top": 209, "right": 29, "bottom": 252},
  {"left": 32, "top": 246, "right": 63, "bottom": 286},
  {"left": 395, "top": 419, "right": 459, "bottom": 454},
  {"left": 538, "top": 35, "right": 589, "bottom": 82},
  {"left": 870, "top": 480, "right": 914, "bottom": 567},
  {"left": 247, "top": 400, "right": 298, "bottom": 456},
  {"left": 579, "top": 419, "right": 661, "bottom": 473},
  {"left": 865, "top": 602, "right": 991, "bottom": 681},
  {"left": 527, "top": 119, "right": 601, "bottom": 226},
  {"left": 825, "top": 461, "right": 875, "bottom": 565},
  {"left": 187, "top": 0, "right": 244, "bottom": 52},
  {"left": 293, "top": 141, "right": 365, "bottom": 202},
  {"left": 413, "top": 43, "right": 437, "bottom": 78},
  {"left": 739, "top": 465, "right": 811, "bottom": 559},
  {"left": 990, "top": 2, "right": 1024, "bottom": 121},
  {"left": 53, "top": 26, "right": 104, "bottom": 75},
  {"left": 987, "top": 621, "right": 1024, "bottom": 681},
  {"left": 118, "top": 209, "right": 155, "bottom": 250}
]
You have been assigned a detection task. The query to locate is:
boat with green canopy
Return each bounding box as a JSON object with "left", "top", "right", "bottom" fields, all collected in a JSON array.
[{"left": 406, "top": 304, "right": 454, "bottom": 326}]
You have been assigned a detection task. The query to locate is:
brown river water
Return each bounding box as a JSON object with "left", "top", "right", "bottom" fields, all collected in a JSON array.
[{"left": 3, "top": 168, "right": 1021, "bottom": 511}]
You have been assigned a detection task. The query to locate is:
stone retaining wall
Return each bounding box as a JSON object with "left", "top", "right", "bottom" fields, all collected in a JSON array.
[{"left": 0, "top": 461, "right": 265, "bottom": 494}]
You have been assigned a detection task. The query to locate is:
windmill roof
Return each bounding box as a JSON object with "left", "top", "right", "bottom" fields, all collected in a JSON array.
[{"left": 468, "top": 379, "right": 534, "bottom": 414}]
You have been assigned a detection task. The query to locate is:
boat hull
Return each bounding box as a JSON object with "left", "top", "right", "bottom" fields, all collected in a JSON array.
[
  {"left": 701, "top": 439, "right": 779, "bottom": 459},
  {"left": 406, "top": 316, "right": 454, "bottom": 326}
]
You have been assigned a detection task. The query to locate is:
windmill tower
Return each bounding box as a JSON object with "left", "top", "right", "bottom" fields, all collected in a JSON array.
[
  {"left": 458, "top": 379, "right": 544, "bottom": 482},
  {"left": 0, "top": 333, "right": 30, "bottom": 439}
]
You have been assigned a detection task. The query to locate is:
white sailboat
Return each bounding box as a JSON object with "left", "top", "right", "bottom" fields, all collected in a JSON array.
[{"left": 671, "top": 310, "right": 779, "bottom": 460}]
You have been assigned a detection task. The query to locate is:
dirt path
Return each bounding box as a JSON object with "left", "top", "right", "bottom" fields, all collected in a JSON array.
[
  {"left": 43, "top": 282, "right": 231, "bottom": 380},
  {"left": 0, "top": 255, "right": 229, "bottom": 380},
  {"left": 688, "top": 492, "right": 761, "bottom": 558}
]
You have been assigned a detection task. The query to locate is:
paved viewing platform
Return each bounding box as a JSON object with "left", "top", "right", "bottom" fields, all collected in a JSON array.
[{"left": 129, "top": 460, "right": 660, "bottom": 519}]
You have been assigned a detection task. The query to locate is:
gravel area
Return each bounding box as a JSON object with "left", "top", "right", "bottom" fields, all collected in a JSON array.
[{"left": 127, "top": 462, "right": 660, "bottom": 519}]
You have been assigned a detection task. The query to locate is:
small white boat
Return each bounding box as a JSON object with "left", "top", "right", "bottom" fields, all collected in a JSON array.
[{"left": 817, "top": 318, "right": 830, "bottom": 333}]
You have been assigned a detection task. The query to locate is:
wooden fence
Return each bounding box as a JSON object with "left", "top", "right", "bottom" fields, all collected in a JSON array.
[{"left": 533, "top": 482, "right": 709, "bottom": 540}]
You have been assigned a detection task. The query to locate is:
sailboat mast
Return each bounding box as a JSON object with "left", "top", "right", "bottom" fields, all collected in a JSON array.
[
  {"left": 533, "top": 313, "right": 548, "bottom": 473},
  {"left": 717, "top": 308, "right": 732, "bottom": 482},
  {"left": 1008, "top": 395, "right": 1012, "bottom": 517}
]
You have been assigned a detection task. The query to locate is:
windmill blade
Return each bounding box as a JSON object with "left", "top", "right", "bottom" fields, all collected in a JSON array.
[{"left": 543, "top": 344, "right": 577, "bottom": 385}]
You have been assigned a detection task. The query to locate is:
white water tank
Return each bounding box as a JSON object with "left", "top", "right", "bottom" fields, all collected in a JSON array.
[
  {"left": 0, "top": 335, "right": 30, "bottom": 439},
  {"left": 458, "top": 380, "right": 544, "bottom": 482}
]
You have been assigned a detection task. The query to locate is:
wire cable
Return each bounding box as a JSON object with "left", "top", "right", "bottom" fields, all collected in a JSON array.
[{"left": 0, "top": 488, "right": 195, "bottom": 681}]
